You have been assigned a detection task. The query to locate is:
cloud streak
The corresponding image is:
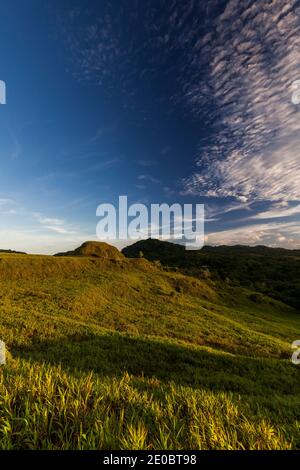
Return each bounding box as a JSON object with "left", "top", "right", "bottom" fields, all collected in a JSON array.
[
  {"left": 58, "top": 0, "right": 300, "bottom": 247},
  {"left": 180, "top": 0, "right": 300, "bottom": 203},
  {"left": 206, "top": 221, "right": 300, "bottom": 248}
]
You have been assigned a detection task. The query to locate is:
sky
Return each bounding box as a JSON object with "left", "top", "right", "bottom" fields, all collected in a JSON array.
[{"left": 0, "top": 0, "right": 300, "bottom": 253}]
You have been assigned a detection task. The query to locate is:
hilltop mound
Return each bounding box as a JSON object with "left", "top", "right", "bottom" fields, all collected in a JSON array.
[
  {"left": 55, "top": 241, "right": 124, "bottom": 260},
  {"left": 122, "top": 238, "right": 185, "bottom": 262}
]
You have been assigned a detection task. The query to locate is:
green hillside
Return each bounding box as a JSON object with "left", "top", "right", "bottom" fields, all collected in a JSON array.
[
  {"left": 122, "top": 239, "right": 300, "bottom": 309},
  {"left": 54, "top": 241, "right": 124, "bottom": 260},
  {"left": 0, "top": 244, "right": 300, "bottom": 449}
]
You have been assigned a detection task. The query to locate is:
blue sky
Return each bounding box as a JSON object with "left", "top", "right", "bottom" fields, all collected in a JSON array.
[{"left": 0, "top": 0, "right": 300, "bottom": 253}]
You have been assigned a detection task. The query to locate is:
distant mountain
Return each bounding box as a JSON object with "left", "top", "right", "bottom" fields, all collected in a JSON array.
[
  {"left": 122, "top": 238, "right": 185, "bottom": 263},
  {"left": 123, "top": 238, "right": 300, "bottom": 259},
  {"left": 55, "top": 241, "right": 124, "bottom": 260},
  {"left": 0, "top": 249, "right": 27, "bottom": 255},
  {"left": 122, "top": 239, "right": 300, "bottom": 309},
  {"left": 200, "top": 244, "right": 300, "bottom": 257}
]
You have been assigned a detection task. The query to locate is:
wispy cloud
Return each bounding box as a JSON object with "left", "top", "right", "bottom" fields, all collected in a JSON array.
[
  {"left": 43, "top": 225, "right": 75, "bottom": 235},
  {"left": 206, "top": 221, "right": 300, "bottom": 248},
  {"left": 38, "top": 217, "right": 65, "bottom": 226},
  {"left": 0, "top": 229, "right": 95, "bottom": 255},
  {"left": 161, "top": 145, "right": 171, "bottom": 156},
  {"left": 86, "top": 157, "right": 121, "bottom": 172},
  {"left": 0, "top": 198, "right": 14, "bottom": 206},
  {"left": 180, "top": 0, "right": 300, "bottom": 203},
  {"left": 57, "top": 1, "right": 300, "bottom": 248},
  {"left": 59, "top": 1, "right": 300, "bottom": 206},
  {"left": 138, "top": 174, "right": 160, "bottom": 184},
  {"left": 89, "top": 122, "right": 119, "bottom": 144},
  {"left": 136, "top": 159, "right": 158, "bottom": 168},
  {"left": 10, "top": 132, "right": 22, "bottom": 160},
  {"left": 33, "top": 213, "right": 75, "bottom": 235},
  {"left": 135, "top": 184, "right": 146, "bottom": 190},
  {"left": 247, "top": 202, "right": 300, "bottom": 220},
  {"left": 0, "top": 199, "right": 16, "bottom": 215}
]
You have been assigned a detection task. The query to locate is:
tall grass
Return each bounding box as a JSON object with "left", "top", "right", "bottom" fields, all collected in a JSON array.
[
  {"left": 0, "top": 254, "right": 299, "bottom": 449},
  {"left": 1, "top": 358, "right": 298, "bottom": 450}
]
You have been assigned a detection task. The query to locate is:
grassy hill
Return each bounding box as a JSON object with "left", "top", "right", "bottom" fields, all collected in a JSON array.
[
  {"left": 54, "top": 241, "right": 124, "bottom": 260},
  {"left": 0, "top": 244, "right": 300, "bottom": 449},
  {"left": 122, "top": 239, "right": 300, "bottom": 309}
]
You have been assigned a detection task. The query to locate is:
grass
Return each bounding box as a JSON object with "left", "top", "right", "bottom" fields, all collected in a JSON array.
[
  {"left": 0, "top": 253, "right": 300, "bottom": 449},
  {"left": 1, "top": 359, "right": 298, "bottom": 450}
]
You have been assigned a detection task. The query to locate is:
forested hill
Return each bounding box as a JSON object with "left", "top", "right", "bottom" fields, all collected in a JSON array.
[{"left": 122, "top": 239, "right": 300, "bottom": 309}]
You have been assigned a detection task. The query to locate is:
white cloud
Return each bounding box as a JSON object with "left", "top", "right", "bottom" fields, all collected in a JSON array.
[
  {"left": 138, "top": 174, "right": 160, "bottom": 184},
  {"left": 61, "top": 1, "right": 300, "bottom": 207},
  {"left": 38, "top": 217, "right": 65, "bottom": 226},
  {"left": 248, "top": 202, "right": 300, "bottom": 220},
  {"left": 0, "top": 229, "right": 95, "bottom": 255},
  {"left": 0, "top": 198, "right": 14, "bottom": 206},
  {"left": 180, "top": 0, "right": 300, "bottom": 203},
  {"left": 206, "top": 221, "right": 300, "bottom": 248},
  {"left": 31, "top": 213, "right": 77, "bottom": 236},
  {"left": 43, "top": 225, "right": 75, "bottom": 235},
  {"left": 136, "top": 159, "right": 158, "bottom": 167}
]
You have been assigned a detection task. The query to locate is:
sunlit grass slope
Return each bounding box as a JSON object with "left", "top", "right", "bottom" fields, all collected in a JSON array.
[{"left": 0, "top": 251, "right": 299, "bottom": 449}]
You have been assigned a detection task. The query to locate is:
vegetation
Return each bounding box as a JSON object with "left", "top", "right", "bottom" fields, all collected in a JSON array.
[
  {"left": 0, "top": 249, "right": 26, "bottom": 255},
  {"left": 54, "top": 241, "right": 124, "bottom": 259},
  {"left": 123, "top": 239, "right": 300, "bottom": 309},
  {"left": 0, "top": 242, "right": 299, "bottom": 449}
]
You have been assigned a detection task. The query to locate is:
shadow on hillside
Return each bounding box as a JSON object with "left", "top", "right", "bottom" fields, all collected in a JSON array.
[{"left": 12, "top": 332, "right": 299, "bottom": 395}]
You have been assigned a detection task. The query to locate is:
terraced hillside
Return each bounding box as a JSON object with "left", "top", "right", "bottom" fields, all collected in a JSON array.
[{"left": 0, "top": 244, "right": 299, "bottom": 449}]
